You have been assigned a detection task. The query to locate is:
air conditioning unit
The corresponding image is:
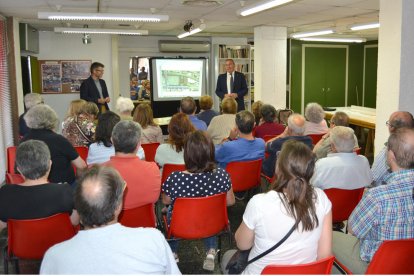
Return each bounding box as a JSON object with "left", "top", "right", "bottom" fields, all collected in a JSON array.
[{"left": 159, "top": 40, "right": 210, "bottom": 53}]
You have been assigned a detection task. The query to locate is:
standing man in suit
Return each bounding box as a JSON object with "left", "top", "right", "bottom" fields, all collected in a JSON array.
[
  {"left": 80, "top": 62, "right": 110, "bottom": 112},
  {"left": 215, "top": 59, "right": 248, "bottom": 112}
]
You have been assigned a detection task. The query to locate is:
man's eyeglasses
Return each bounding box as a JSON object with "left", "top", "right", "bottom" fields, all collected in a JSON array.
[{"left": 386, "top": 121, "right": 390, "bottom": 126}]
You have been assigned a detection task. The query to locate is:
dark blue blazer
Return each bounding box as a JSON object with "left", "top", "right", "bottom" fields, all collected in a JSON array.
[
  {"left": 215, "top": 71, "right": 248, "bottom": 111},
  {"left": 80, "top": 76, "right": 110, "bottom": 110}
]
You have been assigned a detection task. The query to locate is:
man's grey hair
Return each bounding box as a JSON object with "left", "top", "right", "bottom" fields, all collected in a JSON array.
[
  {"left": 330, "top": 126, "right": 355, "bottom": 153},
  {"left": 112, "top": 120, "right": 142, "bottom": 153},
  {"left": 388, "top": 128, "right": 414, "bottom": 169},
  {"left": 115, "top": 97, "right": 134, "bottom": 114},
  {"left": 24, "top": 104, "right": 58, "bottom": 131},
  {"left": 305, "top": 102, "right": 325, "bottom": 124},
  {"left": 24, "top": 93, "right": 44, "bottom": 110},
  {"left": 288, "top": 113, "right": 306, "bottom": 135},
  {"left": 16, "top": 140, "right": 51, "bottom": 180}
]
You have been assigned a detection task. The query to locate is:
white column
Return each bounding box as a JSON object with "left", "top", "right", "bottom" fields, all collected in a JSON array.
[
  {"left": 254, "top": 26, "right": 287, "bottom": 109},
  {"left": 375, "top": 0, "right": 414, "bottom": 153}
]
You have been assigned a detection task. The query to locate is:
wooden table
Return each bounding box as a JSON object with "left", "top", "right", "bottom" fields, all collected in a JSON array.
[{"left": 324, "top": 106, "right": 376, "bottom": 156}]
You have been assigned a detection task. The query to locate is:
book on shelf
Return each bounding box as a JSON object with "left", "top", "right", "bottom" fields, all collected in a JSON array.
[{"left": 218, "top": 45, "right": 249, "bottom": 59}]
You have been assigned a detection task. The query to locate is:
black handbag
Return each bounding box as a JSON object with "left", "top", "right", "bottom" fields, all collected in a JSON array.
[{"left": 226, "top": 223, "right": 296, "bottom": 274}]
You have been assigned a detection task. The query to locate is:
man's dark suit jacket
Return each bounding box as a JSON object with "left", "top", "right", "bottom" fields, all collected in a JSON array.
[
  {"left": 215, "top": 71, "right": 248, "bottom": 112},
  {"left": 80, "top": 76, "right": 110, "bottom": 110}
]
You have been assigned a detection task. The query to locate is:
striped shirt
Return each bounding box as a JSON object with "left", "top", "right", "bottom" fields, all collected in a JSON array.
[
  {"left": 349, "top": 169, "right": 414, "bottom": 261},
  {"left": 371, "top": 145, "right": 391, "bottom": 186}
]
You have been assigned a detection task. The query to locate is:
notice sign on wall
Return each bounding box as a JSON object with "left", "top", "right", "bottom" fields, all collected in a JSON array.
[{"left": 40, "top": 60, "right": 91, "bottom": 93}]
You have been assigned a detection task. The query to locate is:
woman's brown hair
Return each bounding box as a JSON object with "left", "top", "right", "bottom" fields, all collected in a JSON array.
[
  {"left": 168, "top": 113, "right": 195, "bottom": 153},
  {"left": 184, "top": 130, "right": 216, "bottom": 173},
  {"left": 133, "top": 103, "right": 157, "bottom": 128},
  {"left": 272, "top": 140, "right": 318, "bottom": 231}
]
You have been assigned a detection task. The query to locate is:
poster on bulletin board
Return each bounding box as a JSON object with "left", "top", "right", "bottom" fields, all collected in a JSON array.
[{"left": 40, "top": 60, "right": 91, "bottom": 93}]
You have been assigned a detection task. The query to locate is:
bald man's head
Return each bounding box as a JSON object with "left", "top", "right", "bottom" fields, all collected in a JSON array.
[
  {"left": 388, "top": 111, "right": 414, "bottom": 133},
  {"left": 388, "top": 128, "right": 414, "bottom": 170},
  {"left": 288, "top": 113, "right": 306, "bottom": 135}
]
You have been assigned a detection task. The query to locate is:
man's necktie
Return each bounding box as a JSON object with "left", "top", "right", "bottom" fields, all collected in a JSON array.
[{"left": 230, "top": 74, "right": 234, "bottom": 93}]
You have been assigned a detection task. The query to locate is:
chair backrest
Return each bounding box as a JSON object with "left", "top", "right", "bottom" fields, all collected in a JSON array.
[
  {"left": 324, "top": 188, "right": 364, "bottom": 223},
  {"left": 118, "top": 203, "right": 156, "bottom": 228},
  {"left": 307, "top": 134, "right": 325, "bottom": 145},
  {"left": 263, "top": 135, "right": 277, "bottom": 142},
  {"left": 7, "top": 213, "right": 76, "bottom": 260},
  {"left": 365, "top": 239, "right": 414, "bottom": 274},
  {"left": 354, "top": 147, "right": 361, "bottom": 155},
  {"left": 74, "top": 146, "right": 89, "bottom": 161},
  {"left": 261, "top": 255, "right": 335, "bottom": 274},
  {"left": 161, "top": 163, "right": 186, "bottom": 184},
  {"left": 168, "top": 193, "right": 229, "bottom": 239},
  {"left": 226, "top": 159, "right": 262, "bottom": 192},
  {"left": 277, "top": 109, "right": 293, "bottom": 125},
  {"left": 7, "top": 146, "right": 17, "bottom": 174},
  {"left": 141, "top": 143, "right": 160, "bottom": 162},
  {"left": 5, "top": 173, "right": 25, "bottom": 184}
]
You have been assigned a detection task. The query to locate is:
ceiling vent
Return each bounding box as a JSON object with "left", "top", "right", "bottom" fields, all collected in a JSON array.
[
  {"left": 182, "top": 0, "right": 223, "bottom": 7},
  {"left": 159, "top": 40, "right": 210, "bottom": 53}
]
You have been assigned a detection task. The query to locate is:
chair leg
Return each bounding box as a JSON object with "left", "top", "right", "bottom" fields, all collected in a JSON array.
[
  {"left": 14, "top": 258, "right": 19, "bottom": 274},
  {"left": 3, "top": 246, "right": 8, "bottom": 274},
  {"left": 218, "top": 235, "right": 222, "bottom": 263}
]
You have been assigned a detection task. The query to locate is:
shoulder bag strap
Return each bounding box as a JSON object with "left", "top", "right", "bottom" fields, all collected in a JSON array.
[
  {"left": 247, "top": 222, "right": 297, "bottom": 265},
  {"left": 74, "top": 116, "right": 92, "bottom": 144}
]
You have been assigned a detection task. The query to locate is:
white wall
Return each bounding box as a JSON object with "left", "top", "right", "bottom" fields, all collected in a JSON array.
[{"left": 38, "top": 31, "right": 113, "bottom": 129}]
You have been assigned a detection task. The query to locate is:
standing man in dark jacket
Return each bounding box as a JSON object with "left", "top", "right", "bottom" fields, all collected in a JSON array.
[
  {"left": 80, "top": 62, "right": 110, "bottom": 112},
  {"left": 215, "top": 59, "right": 248, "bottom": 112}
]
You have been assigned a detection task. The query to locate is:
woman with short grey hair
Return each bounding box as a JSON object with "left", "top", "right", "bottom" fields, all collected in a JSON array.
[
  {"left": 19, "top": 93, "right": 44, "bottom": 137},
  {"left": 303, "top": 102, "right": 328, "bottom": 135},
  {"left": 22, "top": 104, "right": 87, "bottom": 186},
  {"left": 115, "top": 97, "right": 134, "bottom": 121}
]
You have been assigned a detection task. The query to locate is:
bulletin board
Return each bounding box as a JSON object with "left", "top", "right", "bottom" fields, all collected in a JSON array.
[{"left": 39, "top": 60, "right": 91, "bottom": 93}]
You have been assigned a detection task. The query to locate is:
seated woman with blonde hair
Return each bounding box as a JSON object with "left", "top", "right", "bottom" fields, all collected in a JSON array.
[
  {"left": 207, "top": 98, "right": 238, "bottom": 145},
  {"left": 133, "top": 103, "right": 163, "bottom": 144},
  {"left": 221, "top": 140, "right": 332, "bottom": 274},
  {"left": 115, "top": 97, "right": 134, "bottom": 121}
]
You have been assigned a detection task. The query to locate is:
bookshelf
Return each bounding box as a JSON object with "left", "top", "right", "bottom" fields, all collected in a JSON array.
[{"left": 214, "top": 44, "right": 252, "bottom": 111}]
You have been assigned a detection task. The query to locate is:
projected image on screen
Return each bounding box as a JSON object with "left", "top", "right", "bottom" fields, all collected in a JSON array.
[{"left": 152, "top": 58, "right": 206, "bottom": 101}]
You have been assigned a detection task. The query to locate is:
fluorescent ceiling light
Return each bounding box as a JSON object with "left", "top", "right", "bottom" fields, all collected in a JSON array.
[
  {"left": 54, "top": 27, "right": 148, "bottom": 35},
  {"left": 291, "top": 29, "right": 334, "bottom": 39},
  {"left": 177, "top": 24, "right": 206, "bottom": 39},
  {"left": 39, "top": 12, "right": 169, "bottom": 22},
  {"left": 238, "top": 0, "right": 293, "bottom": 16},
  {"left": 299, "top": 37, "right": 367, "bottom": 43},
  {"left": 350, "top": 22, "right": 380, "bottom": 31}
]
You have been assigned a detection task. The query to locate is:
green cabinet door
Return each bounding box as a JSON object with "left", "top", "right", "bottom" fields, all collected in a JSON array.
[
  {"left": 304, "top": 46, "right": 347, "bottom": 108},
  {"left": 364, "top": 46, "right": 378, "bottom": 108}
]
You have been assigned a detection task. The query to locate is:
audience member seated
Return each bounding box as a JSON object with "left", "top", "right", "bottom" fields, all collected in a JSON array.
[
  {"left": 254, "top": 104, "right": 285, "bottom": 139},
  {"left": 62, "top": 99, "right": 98, "bottom": 147},
  {"left": 162, "top": 130, "right": 235, "bottom": 270},
  {"left": 311, "top": 126, "right": 372, "bottom": 190},
  {"left": 251, "top": 100, "right": 264, "bottom": 127},
  {"left": 87, "top": 111, "right": 145, "bottom": 164},
  {"left": 180, "top": 96, "right": 207, "bottom": 130},
  {"left": 221, "top": 140, "right": 332, "bottom": 274},
  {"left": 303, "top": 102, "right": 328, "bottom": 135},
  {"left": 207, "top": 98, "right": 238, "bottom": 145},
  {"left": 196, "top": 95, "right": 219, "bottom": 126},
  {"left": 40, "top": 166, "right": 180, "bottom": 274},
  {"left": 313, "top": 111, "right": 359, "bottom": 159},
  {"left": 22, "top": 104, "right": 87, "bottom": 186},
  {"left": 0, "top": 140, "right": 79, "bottom": 231},
  {"left": 19, "top": 93, "right": 44, "bottom": 137},
  {"left": 333, "top": 127, "right": 414, "bottom": 274},
  {"left": 130, "top": 76, "right": 139, "bottom": 100},
  {"left": 138, "top": 80, "right": 151, "bottom": 100},
  {"left": 371, "top": 111, "right": 414, "bottom": 186},
  {"left": 262, "top": 114, "right": 312, "bottom": 178},
  {"left": 104, "top": 121, "right": 160, "bottom": 209},
  {"left": 115, "top": 96, "right": 134, "bottom": 121},
  {"left": 155, "top": 113, "right": 195, "bottom": 171},
  {"left": 133, "top": 103, "right": 163, "bottom": 144},
  {"left": 215, "top": 110, "right": 265, "bottom": 168}
]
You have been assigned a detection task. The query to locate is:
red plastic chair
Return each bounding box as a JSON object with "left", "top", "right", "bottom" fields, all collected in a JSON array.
[
  {"left": 118, "top": 203, "right": 156, "bottom": 228},
  {"left": 262, "top": 255, "right": 335, "bottom": 274},
  {"left": 141, "top": 143, "right": 160, "bottom": 162},
  {"left": 307, "top": 134, "right": 326, "bottom": 145},
  {"left": 5, "top": 173, "right": 24, "bottom": 184},
  {"left": 74, "top": 146, "right": 89, "bottom": 161},
  {"left": 3, "top": 213, "right": 77, "bottom": 274},
  {"left": 6, "top": 146, "right": 17, "bottom": 174},
  {"left": 225, "top": 159, "right": 262, "bottom": 192},
  {"left": 324, "top": 188, "right": 364, "bottom": 224},
  {"left": 354, "top": 147, "right": 361, "bottom": 155},
  {"left": 334, "top": 239, "right": 414, "bottom": 274},
  {"left": 161, "top": 163, "right": 186, "bottom": 184},
  {"left": 163, "top": 193, "right": 231, "bottom": 262},
  {"left": 263, "top": 135, "right": 278, "bottom": 142}
]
